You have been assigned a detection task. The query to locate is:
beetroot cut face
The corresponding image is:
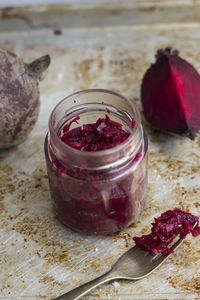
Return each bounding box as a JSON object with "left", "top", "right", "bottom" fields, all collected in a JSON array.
[
  {"left": 133, "top": 208, "right": 200, "bottom": 256},
  {"left": 141, "top": 48, "right": 200, "bottom": 139}
]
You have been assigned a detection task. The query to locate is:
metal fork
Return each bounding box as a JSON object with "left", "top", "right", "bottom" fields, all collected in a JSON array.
[{"left": 55, "top": 237, "right": 184, "bottom": 300}]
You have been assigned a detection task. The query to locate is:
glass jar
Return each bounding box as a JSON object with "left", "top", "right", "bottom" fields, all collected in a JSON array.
[{"left": 44, "top": 89, "right": 148, "bottom": 234}]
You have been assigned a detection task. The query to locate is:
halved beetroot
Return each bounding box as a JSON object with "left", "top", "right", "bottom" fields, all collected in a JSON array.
[{"left": 141, "top": 48, "right": 200, "bottom": 139}]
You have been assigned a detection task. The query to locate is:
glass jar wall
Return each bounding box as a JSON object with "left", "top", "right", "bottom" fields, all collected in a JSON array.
[{"left": 45, "top": 89, "right": 148, "bottom": 234}]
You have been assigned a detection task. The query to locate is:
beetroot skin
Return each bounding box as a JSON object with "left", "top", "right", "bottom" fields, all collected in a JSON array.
[
  {"left": 0, "top": 48, "right": 50, "bottom": 148},
  {"left": 141, "top": 48, "right": 200, "bottom": 139},
  {"left": 133, "top": 208, "right": 200, "bottom": 256}
]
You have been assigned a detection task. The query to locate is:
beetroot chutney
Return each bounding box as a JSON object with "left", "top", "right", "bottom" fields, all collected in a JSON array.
[{"left": 45, "top": 89, "right": 148, "bottom": 234}]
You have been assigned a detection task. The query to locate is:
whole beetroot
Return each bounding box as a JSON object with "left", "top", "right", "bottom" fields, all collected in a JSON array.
[
  {"left": 0, "top": 48, "right": 50, "bottom": 148},
  {"left": 141, "top": 48, "right": 200, "bottom": 139}
]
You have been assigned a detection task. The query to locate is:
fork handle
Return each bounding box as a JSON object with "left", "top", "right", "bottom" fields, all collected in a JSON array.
[{"left": 55, "top": 271, "right": 119, "bottom": 300}]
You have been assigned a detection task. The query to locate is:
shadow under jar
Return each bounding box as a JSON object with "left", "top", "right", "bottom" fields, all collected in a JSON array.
[{"left": 44, "top": 89, "right": 148, "bottom": 234}]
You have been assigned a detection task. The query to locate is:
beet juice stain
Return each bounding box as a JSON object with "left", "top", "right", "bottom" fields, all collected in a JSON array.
[{"left": 45, "top": 89, "right": 148, "bottom": 234}]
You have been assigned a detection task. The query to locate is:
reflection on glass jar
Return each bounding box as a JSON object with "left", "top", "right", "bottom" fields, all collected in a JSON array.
[{"left": 44, "top": 89, "right": 148, "bottom": 234}]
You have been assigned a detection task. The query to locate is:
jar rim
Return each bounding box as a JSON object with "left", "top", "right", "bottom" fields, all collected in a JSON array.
[{"left": 49, "top": 88, "right": 141, "bottom": 158}]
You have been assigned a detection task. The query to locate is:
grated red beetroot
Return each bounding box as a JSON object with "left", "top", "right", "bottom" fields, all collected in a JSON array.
[
  {"left": 60, "top": 115, "right": 131, "bottom": 151},
  {"left": 133, "top": 208, "right": 200, "bottom": 255}
]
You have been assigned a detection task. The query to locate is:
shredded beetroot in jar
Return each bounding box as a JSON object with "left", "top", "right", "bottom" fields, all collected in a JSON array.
[
  {"left": 46, "top": 114, "right": 147, "bottom": 234},
  {"left": 60, "top": 115, "right": 131, "bottom": 151},
  {"left": 133, "top": 208, "right": 200, "bottom": 255}
]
